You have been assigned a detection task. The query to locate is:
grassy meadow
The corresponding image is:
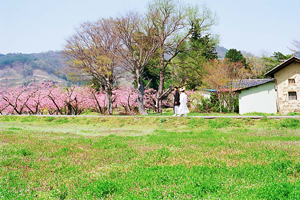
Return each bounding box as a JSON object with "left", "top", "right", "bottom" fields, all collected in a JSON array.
[{"left": 1, "top": 116, "right": 300, "bottom": 199}]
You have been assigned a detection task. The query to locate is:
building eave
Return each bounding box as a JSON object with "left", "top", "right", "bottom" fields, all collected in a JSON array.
[
  {"left": 265, "top": 55, "right": 300, "bottom": 78},
  {"left": 235, "top": 79, "right": 274, "bottom": 93}
]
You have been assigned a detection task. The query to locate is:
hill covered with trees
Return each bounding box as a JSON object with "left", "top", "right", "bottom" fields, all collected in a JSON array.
[
  {"left": 0, "top": 45, "right": 229, "bottom": 87},
  {"left": 0, "top": 51, "right": 69, "bottom": 87}
]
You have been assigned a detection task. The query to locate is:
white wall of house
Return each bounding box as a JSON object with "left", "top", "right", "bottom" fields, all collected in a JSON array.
[
  {"left": 199, "top": 91, "right": 211, "bottom": 99},
  {"left": 239, "top": 82, "right": 277, "bottom": 114}
]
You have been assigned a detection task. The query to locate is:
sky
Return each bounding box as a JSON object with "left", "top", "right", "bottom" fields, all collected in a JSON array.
[{"left": 0, "top": 0, "right": 299, "bottom": 56}]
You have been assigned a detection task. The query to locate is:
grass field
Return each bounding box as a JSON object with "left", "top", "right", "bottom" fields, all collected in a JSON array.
[{"left": 1, "top": 116, "right": 300, "bottom": 199}]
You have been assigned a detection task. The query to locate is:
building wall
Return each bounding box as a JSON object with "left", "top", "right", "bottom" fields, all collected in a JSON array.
[
  {"left": 239, "top": 82, "right": 277, "bottom": 114},
  {"left": 199, "top": 91, "right": 211, "bottom": 99},
  {"left": 274, "top": 62, "right": 300, "bottom": 114}
]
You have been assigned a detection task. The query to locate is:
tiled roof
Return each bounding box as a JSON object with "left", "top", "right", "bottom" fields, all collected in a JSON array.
[
  {"left": 205, "top": 79, "right": 274, "bottom": 93},
  {"left": 235, "top": 79, "right": 274, "bottom": 92},
  {"left": 236, "top": 79, "right": 274, "bottom": 88}
]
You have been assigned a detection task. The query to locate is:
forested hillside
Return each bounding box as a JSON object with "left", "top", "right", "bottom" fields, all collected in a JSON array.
[
  {"left": 0, "top": 51, "right": 68, "bottom": 86},
  {"left": 0, "top": 46, "right": 228, "bottom": 87}
]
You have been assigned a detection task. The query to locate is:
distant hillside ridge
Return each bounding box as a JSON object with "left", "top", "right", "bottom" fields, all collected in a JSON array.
[
  {"left": 0, "top": 46, "right": 229, "bottom": 86},
  {"left": 0, "top": 51, "right": 69, "bottom": 87},
  {"left": 216, "top": 45, "right": 228, "bottom": 58}
]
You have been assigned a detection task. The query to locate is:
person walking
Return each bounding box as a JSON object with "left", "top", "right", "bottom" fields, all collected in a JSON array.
[
  {"left": 178, "top": 87, "right": 189, "bottom": 117},
  {"left": 173, "top": 87, "right": 180, "bottom": 116}
]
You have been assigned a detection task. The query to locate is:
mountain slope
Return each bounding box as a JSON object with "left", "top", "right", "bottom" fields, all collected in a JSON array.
[
  {"left": 0, "top": 46, "right": 229, "bottom": 87},
  {"left": 0, "top": 51, "right": 68, "bottom": 86},
  {"left": 216, "top": 45, "right": 228, "bottom": 58}
]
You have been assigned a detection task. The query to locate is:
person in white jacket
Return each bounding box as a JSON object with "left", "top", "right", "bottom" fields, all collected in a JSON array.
[{"left": 178, "top": 87, "right": 189, "bottom": 117}]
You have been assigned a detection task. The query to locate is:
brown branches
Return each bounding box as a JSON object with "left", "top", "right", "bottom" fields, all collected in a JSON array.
[
  {"left": 63, "top": 18, "right": 123, "bottom": 114},
  {"left": 114, "top": 12, "right": 160, "bottom": 115},
  {"left": 290, "top": 40, "right": 300, "bottom": 54}
]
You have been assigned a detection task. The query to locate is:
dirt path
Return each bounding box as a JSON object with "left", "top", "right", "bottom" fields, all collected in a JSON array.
[{"left": 5, "top": 115, "right": 300, "bottom": 119}]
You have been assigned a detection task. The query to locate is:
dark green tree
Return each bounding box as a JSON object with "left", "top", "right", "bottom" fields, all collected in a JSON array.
[
  {"left": 190, "top": 21, "right": 218, "bottom": 60},
  {"left": 173, "top": 29, "right": 218, "bottom": 90},
  {"left": 262, "top": 52, "right": 292, "bottom": 72},
  {"left": 142, "top": 58, "right": 160, "bottom": 90},
  {"left": 225, "top": 49, "right": 246, "bottom": 66}
]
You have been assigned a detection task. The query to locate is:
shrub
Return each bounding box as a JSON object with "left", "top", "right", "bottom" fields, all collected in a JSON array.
[
  {"left": 279, "top": 118, "right": 300, "bottom": 129},
  {"left": 159, "top": 118, "right": 167, "bottom": 123},
  {"left": 189, "top": 92, "right": 219, "bottom": 113}
]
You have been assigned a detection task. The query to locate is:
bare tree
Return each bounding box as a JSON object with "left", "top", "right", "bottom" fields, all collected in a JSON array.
[
  {"left": 243, "top": 53, "right": 266, "bottom": 78},
  {"left": 63, "top": 18, "right": 122, "bottom": 115},
  {"left": 114, "top": 12, "right": 159, "bottom": 115},
  {"left": 291, "top": 40, "right": 300, "bottom": 54},
  {"left": 147, "top": 0, "right": 217, "bottom": 112},
  {"left": 203, "top": 59, "right": 249, "bottom": 113}
]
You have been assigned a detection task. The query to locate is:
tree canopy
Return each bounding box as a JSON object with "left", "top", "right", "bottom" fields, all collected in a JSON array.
[
  {"left": 262, "top": 52, "right": 292, "bottom": 72},
  {"left": 225, "top": 49, "right": 246, "bottom": 66}
]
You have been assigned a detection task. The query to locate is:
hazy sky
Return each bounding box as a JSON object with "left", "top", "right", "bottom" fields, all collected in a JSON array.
[{"left": 1, "top": 0, "right": 299, "bottom": 55}]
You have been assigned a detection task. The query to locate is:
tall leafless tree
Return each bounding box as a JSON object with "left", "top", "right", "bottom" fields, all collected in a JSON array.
[
  {"left": 114, "top": 12, "right": 159, "bottom": 115},
  {"left": 147, "top": 0, "right": 217, "bottom": 112},
  {"left": 63, "top": 18, "right": 122, "bottom": 115},
  {"left": 291, "top": 40, "right": 300, "bottom": 55}
]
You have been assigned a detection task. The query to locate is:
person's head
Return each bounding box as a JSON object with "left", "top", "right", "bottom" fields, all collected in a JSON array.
[
  {"left": 174, "top": 87, "right": 178, "bottom": 91},
  {"left": 180, "top": 87, "right": 185, "bottom": 93}
]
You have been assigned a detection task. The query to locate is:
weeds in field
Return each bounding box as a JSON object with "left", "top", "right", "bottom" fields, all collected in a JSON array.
[{"left": 0, "top": 116, "right": 300, "bottom": 199}]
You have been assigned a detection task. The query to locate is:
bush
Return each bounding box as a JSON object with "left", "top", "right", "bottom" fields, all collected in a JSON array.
[
  {"left": 188, "top": 92, "right": 204, "bottom": 111},
  {"left": 208, "top": 118, "right": 233, "bottom": 128},
  {"left": 159, "top": 118, "right": 167, "bottom": 123},
  {"left": 279, "top": 118, "right": 300, "bottom": 129},
  {"left": 189, "top": 92, "right": 219, "bottom": 113}
]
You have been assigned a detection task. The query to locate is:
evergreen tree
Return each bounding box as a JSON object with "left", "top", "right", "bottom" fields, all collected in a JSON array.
[
  {"left": 173, "top": 28, "right": 218, "bottom": 89},
  {"left": 225, "top": 49, "right": 246, "bottom": 66},
  {"left": 262, "top": 52, "right": 292, "bottom": 72}
]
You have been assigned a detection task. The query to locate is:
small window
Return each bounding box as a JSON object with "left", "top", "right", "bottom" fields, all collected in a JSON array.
[
  {"left": 289, "top": 79, "right": 296, "bottom": 85},
  {"left": 289, "top": 92, "right": 297, "bottom": 100}
]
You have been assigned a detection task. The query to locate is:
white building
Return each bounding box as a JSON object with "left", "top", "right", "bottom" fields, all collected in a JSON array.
[
  {"left": 236, "top": 55, "right": 300, "bottom": 115},
  {"left": 236, "top": 80, "right": 277, "bottom": 114}
]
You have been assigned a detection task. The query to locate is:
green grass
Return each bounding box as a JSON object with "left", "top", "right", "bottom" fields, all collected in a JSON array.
[
  {"left": 78, "top": 107, "right": 297, "bottom": 117},
  {"left": 140, "top": 109, "right": 287, "bottom": 116},
  {"left": 0, "top": 116, "right": 300, "bottom": 199}
]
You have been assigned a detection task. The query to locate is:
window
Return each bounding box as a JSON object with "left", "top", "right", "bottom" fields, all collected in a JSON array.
[
  {"left": 289, "top": 79, "right": 296, "bottom": 85},
  {"left": 289, "top": 92, "right": 297, "bottom": 100}
]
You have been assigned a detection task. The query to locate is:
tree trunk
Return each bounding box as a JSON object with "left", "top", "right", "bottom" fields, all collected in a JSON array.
[
  {"left": 218, "top": 93, "right": 222, "bottom": 113},
  {"left": 136, "top": 70, "right": 147, "bottom": 115},
  {"left": 48, "top": 95, "right": 63, "bottom": 115},
  {"left": 91, "top": 91, "right": 103, "bottom": 114},
  {"left": 156, "top": 51, "right": 165, "bottom": 113},
  {"left": 106, "top": 89, "right": 113, "bottom": 115},
  {"left": 156, "top": 69, "right": 165, "bottom": 113}
]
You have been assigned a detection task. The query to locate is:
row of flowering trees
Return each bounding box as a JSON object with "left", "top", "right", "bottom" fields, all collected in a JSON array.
[{"left": 0, "top": 83, "right": 172, "bottom": 115}]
